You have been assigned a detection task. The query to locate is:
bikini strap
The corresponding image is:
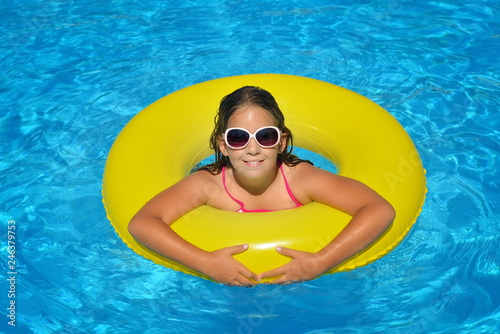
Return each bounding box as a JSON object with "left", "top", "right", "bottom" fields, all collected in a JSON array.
[
  {"left": 222, "top": 167, "right": 245, "bottom": 210},
  {"left": 280, "top": 163, "right": 302, "bottom": 207},
  {"left": 223, "top": 165, "right": 301, "bottom": 212}
]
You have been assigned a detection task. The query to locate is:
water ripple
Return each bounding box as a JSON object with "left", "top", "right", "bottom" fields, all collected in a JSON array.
[{"left": 1, "top": 1, "right": 499, "bottom": 333}]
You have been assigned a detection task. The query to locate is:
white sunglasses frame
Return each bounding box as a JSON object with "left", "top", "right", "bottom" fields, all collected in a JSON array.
[{"left": 223, "top": 126, "right": 282, "bottom": 150}]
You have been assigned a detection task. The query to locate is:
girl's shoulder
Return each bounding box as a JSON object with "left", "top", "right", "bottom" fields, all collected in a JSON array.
[
  {"left": 184, "top": 168, "right": 223, "bottom": 189},
  {"left": 186, "top": 169, "right": 229, "bottom": 205},
  {"left": 282, "top": 161, "right": 334, "bottom": 204},
  {"left": 282, "top": 160, "right": 331, "bottom": 180}
]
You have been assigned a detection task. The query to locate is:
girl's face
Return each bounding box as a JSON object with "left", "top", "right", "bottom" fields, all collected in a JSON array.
[{"left": 219, "top": 105, "right": 287, "bottom": 179}]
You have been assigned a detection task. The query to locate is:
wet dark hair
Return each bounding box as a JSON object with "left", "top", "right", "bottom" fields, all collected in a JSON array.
[{"left": 198, "top": 86, "right": 311, "bottom": 174}]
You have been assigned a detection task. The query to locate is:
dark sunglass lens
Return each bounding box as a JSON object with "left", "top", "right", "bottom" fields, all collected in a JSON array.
[
  {"left": 256, "top": 128, "right": 279, "bottom": 146},
  {"left": 227, "top": 129, "right": 249, "bottom": 147}
]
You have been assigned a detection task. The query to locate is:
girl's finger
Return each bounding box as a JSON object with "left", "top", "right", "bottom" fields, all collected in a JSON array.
[
  {"left": 258, "top": 267, "right": 284, "bottom": 279},
  {"left": 234, "top": 274, "right": 256, "bottom": 287},
  {"left": 276, "top": 246, "right": 305, "bottom": 258},
  {"left": 240, "top": 268, "right": 259, "bottom": 282},
  {"left": 225, "top": 243, "right": 249, "bottom": 255}
]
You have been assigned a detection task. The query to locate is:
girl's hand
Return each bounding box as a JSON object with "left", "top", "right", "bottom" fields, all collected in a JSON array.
[
  {"left": 257, "top": 247, "right": 327, "bottom": 284},
  {"left": 203, "top": 244, "right": 259, "bottom": 287}
]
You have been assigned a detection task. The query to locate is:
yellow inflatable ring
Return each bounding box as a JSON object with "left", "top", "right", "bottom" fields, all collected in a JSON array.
[{"left": 102, "top": 74, "right": 427, "bottom": 281}]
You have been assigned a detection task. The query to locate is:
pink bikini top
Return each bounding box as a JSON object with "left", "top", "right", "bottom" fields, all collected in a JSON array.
[{"left": 222, "top": 164, "right": 302, "bottom": 212}]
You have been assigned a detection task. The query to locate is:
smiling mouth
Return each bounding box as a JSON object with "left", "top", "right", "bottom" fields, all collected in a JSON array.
[{"left": 244, "top": 160, "right": 263, "bottom": 167}]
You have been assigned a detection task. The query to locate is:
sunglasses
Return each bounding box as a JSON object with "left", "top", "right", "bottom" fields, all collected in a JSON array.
[{"left": 224, "top": 126, "right": 281, "bottom": 149}]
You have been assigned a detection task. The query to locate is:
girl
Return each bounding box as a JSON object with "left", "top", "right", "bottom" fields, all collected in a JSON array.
[{"left": 128, "top": 86, "right": 395, "bottom": 286}]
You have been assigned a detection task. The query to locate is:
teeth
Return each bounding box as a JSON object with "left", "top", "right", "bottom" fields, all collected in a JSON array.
[{"left": 247, "top": 161, "right": 259, "bottom": 165}]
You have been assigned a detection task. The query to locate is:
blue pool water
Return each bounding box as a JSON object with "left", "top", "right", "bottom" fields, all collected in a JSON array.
[{"left": 1, "top": 0, "right": 499, "bottom": 333}]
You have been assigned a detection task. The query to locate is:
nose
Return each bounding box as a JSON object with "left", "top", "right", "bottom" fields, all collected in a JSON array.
[{"left": 245, "top": 137, "right": 261, "bottom": 155}]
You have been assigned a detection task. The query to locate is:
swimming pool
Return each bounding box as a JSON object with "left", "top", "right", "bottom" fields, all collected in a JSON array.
[{"left": 1, "top": 0, "right": 499, "bottom": 333}]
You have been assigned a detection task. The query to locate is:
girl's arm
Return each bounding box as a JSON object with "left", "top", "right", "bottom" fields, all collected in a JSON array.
[
  {"left": 128, "top": 171, "right": 258, "bottom": 286},
  {"left": 258, "top": 164, "right": 396, "bottom": 284}
]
